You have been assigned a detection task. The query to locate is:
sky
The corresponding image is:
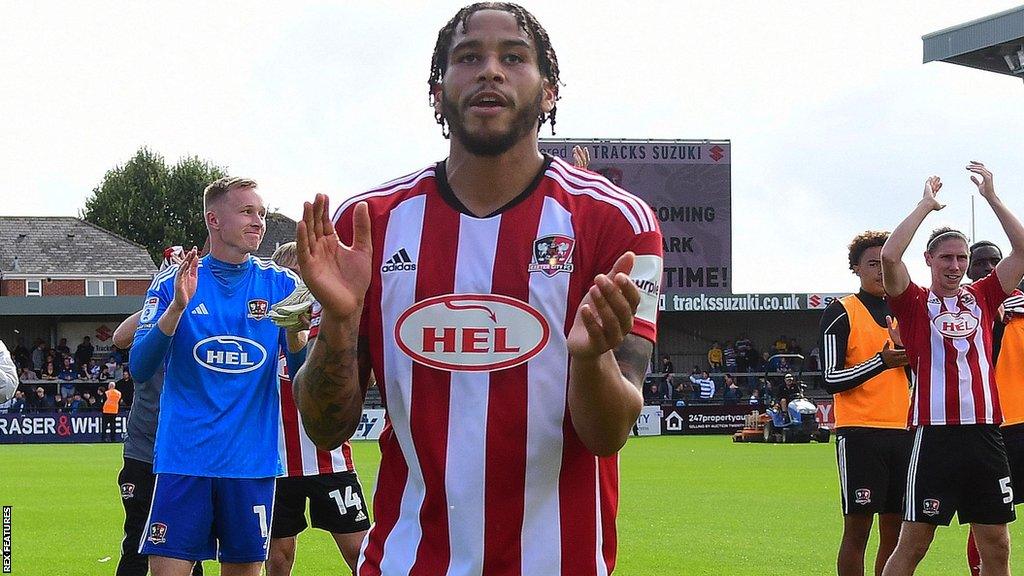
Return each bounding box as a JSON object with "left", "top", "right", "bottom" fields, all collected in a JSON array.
[{"left": 3, "top": 1, "right": 1024, "bottom": 293}]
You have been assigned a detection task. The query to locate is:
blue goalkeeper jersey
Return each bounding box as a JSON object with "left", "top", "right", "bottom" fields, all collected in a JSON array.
[{"left": 131, "top": 255, "right": 299, "bottom": 478}]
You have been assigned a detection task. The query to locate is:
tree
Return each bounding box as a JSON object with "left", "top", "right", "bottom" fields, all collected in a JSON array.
[{"left": 81, "top": 147, "right": 227, "bottom": 263}]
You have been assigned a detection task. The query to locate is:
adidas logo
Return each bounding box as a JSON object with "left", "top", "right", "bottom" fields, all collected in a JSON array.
[
  {"left": 355, "top": 510, "right": 368, "bottom": 522},
  {"left": 381, "top": 248, "right": 416, "bottom": 273},
  {"left": 191, "top": 303, "right": 210, "bottom": 315}
]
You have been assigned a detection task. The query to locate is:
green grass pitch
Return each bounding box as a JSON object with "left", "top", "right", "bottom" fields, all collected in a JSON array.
[{"left": 1, "top": 436, "right": 1020, "bottom": 574}]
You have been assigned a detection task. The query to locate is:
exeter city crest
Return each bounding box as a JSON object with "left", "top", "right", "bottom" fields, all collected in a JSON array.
[{"left": 528, "top": 235, "right": 575, "bottom": 277}]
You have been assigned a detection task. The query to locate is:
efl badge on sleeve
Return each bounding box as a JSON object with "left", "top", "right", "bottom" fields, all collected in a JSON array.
[
  {"left": 922, "top": 498, "right": 941, "bottom": 516},
  {"left": 854, "top": 488, "right": 871, "bottom": 505},
  {"left": 247, "top": 299, "right": 270, "bottom": 320},
  {"left": 120, "top": 483, "right": 136, "bottom": 500},
  {"left": 528, "top": 235, "right": 575, "bottom": 277},
  {"left": 140, "top": 297, "right": 160, "bottom": 324}
]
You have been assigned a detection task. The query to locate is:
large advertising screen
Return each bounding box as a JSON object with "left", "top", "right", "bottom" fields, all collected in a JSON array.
[{"left": 539, "top": 139, "right": 732, "bottom": 300}]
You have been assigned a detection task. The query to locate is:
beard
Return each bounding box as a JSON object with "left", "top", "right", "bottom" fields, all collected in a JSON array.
[{"left": 441, "top": 87, "right": 542, "bottom": 157}]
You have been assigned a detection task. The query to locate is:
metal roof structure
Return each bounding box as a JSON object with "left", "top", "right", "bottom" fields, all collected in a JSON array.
[{"left": 923, "top": 5, "right": 1024, "bottom": 78}]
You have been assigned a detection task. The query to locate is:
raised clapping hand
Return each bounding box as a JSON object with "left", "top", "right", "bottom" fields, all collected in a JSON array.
[
  {"left": 572, "top": 145, "right": 591, "bottom": 170},
  {"left": 567, "top": 252, "right": 641, "bottom": 360},
  {"left": 172, "top": 247, "right": 199, "bottom": 311},
  {"left": 921, "top": 175, "right": 944, "bottom": 211},
  {"left": 967, "top": 161, "right": 996, "bottom": 200},
  {"left": 880, "top": 315, "right": 908, "bottom": 368},
  {"left": 296, "top": 194, "right": 372, "bottom": 319}
]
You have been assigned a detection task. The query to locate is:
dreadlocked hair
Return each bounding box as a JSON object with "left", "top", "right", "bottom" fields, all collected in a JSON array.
[{"left": 428, "top": 2, "right": 562, "bottom": 138}]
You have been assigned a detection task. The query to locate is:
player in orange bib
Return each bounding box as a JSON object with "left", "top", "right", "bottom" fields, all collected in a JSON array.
[
  {"left": 103, "top": 381, "right": 122, "bottom": 442},
  {"left": 819, "top": 231, "right": 911, "bottom": 576}
]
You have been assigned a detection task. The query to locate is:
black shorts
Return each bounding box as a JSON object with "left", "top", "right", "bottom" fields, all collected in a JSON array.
[
  {"left": 905, "top": 424, "right": 1016, "bottom": 525},
  {"left": 271, "top": 471, "right": 370, "bottom": 539},
  {"left": 835, "top": 427, "right": 911, "bottom": 515},
  {"left": 1003, "top": 422, "right": 1024, "bottom": 505}
]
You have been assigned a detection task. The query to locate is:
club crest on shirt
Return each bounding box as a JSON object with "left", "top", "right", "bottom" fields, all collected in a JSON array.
[
  {"left": 528, "top": 234, "right": 575, "bottom": 277},
  {"left": 932, "top": 311, "right": 979, "bottom": 339},
  {"left": 148, "top": 522, "right": 168, "bottom": 544},
  {"left": 247, "top": 299, "right": 269, "bottom": 320},
  {"left": 922, "top": 498, "right": 941, "bottom": 516},
  {"left": 120, "top": 483, "right": 135, "bottom": 500},
  {"left": 854, "top": 488, "right": 871, "bottom": 505}
]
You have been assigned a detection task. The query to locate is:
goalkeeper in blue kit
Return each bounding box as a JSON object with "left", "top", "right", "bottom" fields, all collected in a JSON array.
[{"left": 129, "top": 177, "right": 304, "bottom": 576}]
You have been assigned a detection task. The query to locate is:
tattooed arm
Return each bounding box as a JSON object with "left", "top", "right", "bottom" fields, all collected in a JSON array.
[
  {"left": 567, "top": 252, "right": 649, "bottom": 456},
  {"left": 293, "top": 195, "right": 374, "bottom": 451},
  {"left": 293, "top": 318, "right": 367, "bottom": 450}
]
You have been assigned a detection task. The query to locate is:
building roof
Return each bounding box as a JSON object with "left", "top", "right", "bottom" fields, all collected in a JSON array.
[
  {"left": 923, "top": 5, "right": 1024, "bottom": 77},
  {"left": 254, "top": 212, "right": 297, "bottom": 259},
  {"left": 0, "top": 217, "right": 156, "bottom": 276}
]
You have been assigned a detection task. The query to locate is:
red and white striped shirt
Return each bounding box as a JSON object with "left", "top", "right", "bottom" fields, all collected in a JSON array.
[
  {"left": 889, "top": 273, "right": 1009, "bottom": 426},
  {"left": 277, "top": 354, "right": 355, "bottom": 477},
  {"left": 316, "top": 156, "right": 662, "bottom": 576}
]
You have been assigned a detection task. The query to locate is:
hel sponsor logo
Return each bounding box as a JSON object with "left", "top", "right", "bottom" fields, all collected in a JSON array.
[
  {"left": 120, "top": 483, "right": 135, "bottom": 500},
  {"left": 529, "top": 235, "right": 575, "bottom": 277},
  {"left": 395, "top": 294, "right": 550, "bottom": 372},
  {"left": 247, "top": 299, "right": 269, "bottom": 320},
  {"left": 148, "top": 522, "right": 168, "bottom": 545},
  {"left": 932, "top": 311, "right": 979, "bottom": 339},
  {"left": 922, "top": 498, "right": 941, "bottom": 517},
  {"left": 855, "top": 488, "right": 871, "bottom": 505},
  {"left": 140, "top": 297, "right": 160, "bottom": 324},
  {"left": 192, "top": 336, "right": 268, "bottom": 374},
  {"left": 381, "top": 248, "right": 416, "bottom": 274}
]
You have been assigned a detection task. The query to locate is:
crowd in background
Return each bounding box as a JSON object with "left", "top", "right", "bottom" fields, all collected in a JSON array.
[{"left": 0, "top": 334, "right": 133, "bottom": 414}]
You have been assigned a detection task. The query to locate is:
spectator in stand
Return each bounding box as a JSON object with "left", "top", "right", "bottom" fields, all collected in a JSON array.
[
  {"left": 69, "top": 393, "right": 85, "bottom": 414},
  {"left": 31, "top": 340, "right": 46, "bottom": 372},
  {"left": 53, "top": 394, "right": 67, "bottom": 413},
  {"left": 0, "top": 339, "right": 17, "bottom": 404},
  {"left": 19, "top": 365, "right": 37, "bottom": 381},
  {"left": 757, "top": 377, "right": 774, "bottom": 406},
  {"left": 708, "top": 341, "right": 723, "bottom": 371},
  {"left": 749, "top": 388, "right": 763, "bottom": 408},
  {"left": 56, "top": 337, "right": 71, "bottom": 358},
  {"left": 778, "top": 373, "right": 800, "bottom": 411},
  {"left": 13, "top": 338, "right": 31, "bottom": 371},
  {"left": 672, "top": 375, "right": 691, "bottom": 401},
  {"left": 723, "top": 374, "right": 741, "bottom": 405},
  {"left": 75, "top": 336, "right": 94, "bottom": 368},
  {"left": 9, "top": 391, "right": 26, "bottom": 414},
  {"left": 84, "top": 393, "right": 99, "bottom": 412},
  {"left": 690, "top": 370, "right": 716, "bottom": 401},
  {"left": 789, "top": 338, "right": 803, "bottom": 356},
  {"left": 660, "top": 355, "right": 674, "bottom": 375},
  {"left": 95, "top": 385, "right": 107, "bottom": 410},
  {"left": 107, "top": 346, "right": 125, "bottom": 366},
  {"left": 723, "top": 341, "right": 738, "bottom": 373},
  {"left": 99, "top": 364, "right": 112, "bottom": 381},
  {"left": 808, "top": 345, "right": 821, "bottom": 371},
  {"left": 102, "top": 382, "right": 121, "bottom": 442},
  {"left": 644, "top": 383, "right": 662, "bottom": 405},
  {"left": 117, "top": 369, "right": 135, "bottom": 408},
  {"left": 774, "top": 335, "right": 789, "bottom": 354},
  {"left": 41, "top": 360, "right": 58, "bottom": 380}
]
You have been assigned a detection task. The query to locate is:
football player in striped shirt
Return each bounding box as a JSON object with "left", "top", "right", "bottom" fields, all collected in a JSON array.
[
  {"left": 964, "top": 241, "right": 1024, "bottom": 576},
  {"left": 293, "top": 3, "right": 663, "bottom": 574},
  {"left": 880, "top": 164, "right": 1024, "bottom": 576},
  {"left": 266, "top": 242, "right": 369, "bottom": 575},
  {"left": 819, "top": 231, "right": 910, "bottom": 576}
]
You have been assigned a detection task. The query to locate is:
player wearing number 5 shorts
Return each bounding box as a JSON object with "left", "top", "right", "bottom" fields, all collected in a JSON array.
[
  {"left": 129, "top": 177, "right": 303, "bottom": 576},
  {"left": 819, "top": 231, "right": 911, "bottom": 576},
  {"left": 880, "top": 164, "right": 1024, "bottom": 576},
  {"left": 266, "top": 242, "right": 370, "bottom": 576}
]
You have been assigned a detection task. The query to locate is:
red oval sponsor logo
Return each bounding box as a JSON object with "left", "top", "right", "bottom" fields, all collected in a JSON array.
[
  {"left": 933, "top": 311, "right": 979, "bottom": 339},
  {"left": 395, "top": 294, "right": 550, "bottom": 372}
]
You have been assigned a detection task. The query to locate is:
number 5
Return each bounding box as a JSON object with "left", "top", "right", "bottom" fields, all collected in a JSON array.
[{"left": 1000, "top": 477, "right": 1014, "bottom": 505}]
